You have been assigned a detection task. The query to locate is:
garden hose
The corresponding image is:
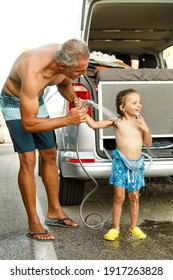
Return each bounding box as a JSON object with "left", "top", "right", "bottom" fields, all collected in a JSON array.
[{"left": 76, "top": 100, "right": 153, "bottom": 229}]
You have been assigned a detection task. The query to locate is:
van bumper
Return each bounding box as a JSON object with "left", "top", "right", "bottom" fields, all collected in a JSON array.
[{"left": 58, "top": 154, "right": 173, "bottom": 179}]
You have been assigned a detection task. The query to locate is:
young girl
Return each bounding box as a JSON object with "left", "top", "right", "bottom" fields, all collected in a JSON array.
[{"left": 85, "top": 88, "right": 152, "bottom": 240}]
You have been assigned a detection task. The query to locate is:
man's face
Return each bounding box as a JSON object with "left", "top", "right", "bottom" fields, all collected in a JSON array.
[{"left": 65, "top": 58, "right": 89, "bottom": 79}]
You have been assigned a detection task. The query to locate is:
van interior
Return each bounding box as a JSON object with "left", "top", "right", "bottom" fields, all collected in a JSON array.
[
  {"left": 83, "top": 0, "right": 173, "bottom": 158},
  {"left": 84, "top": 1, "right": 173, "bottom": 68}
]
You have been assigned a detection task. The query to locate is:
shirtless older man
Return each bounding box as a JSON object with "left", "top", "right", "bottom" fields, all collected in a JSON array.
[{"left": 0, "top": 39, "right": 90, "bottom": 240}]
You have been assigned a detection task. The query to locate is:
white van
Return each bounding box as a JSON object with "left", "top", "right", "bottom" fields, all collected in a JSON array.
[
  {"left": 0, "top": 111, "right": 5, "bottom": 144},
  {"left": 54, "top": 0, "right": 173, "bottom": 205}
]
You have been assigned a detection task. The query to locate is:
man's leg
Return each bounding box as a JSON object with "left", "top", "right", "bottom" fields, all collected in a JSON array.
[
  {"left": 18, "top": 151, "right": 54, "bottom": 240},
  {"left": 39, "top": 148, "right": 78, "bottom": 226}
]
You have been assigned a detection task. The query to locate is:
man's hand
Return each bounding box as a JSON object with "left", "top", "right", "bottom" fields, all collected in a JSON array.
[{"left": 66, "top": 107, "right": 87, "bottom": 126}]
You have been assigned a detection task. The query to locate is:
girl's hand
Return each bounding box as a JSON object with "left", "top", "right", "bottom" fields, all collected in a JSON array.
[
  {"left": 109, "top": 117, "right": 120, "bottom": 126},
  {"left": 73, "top": 97, "right": 82, "bottom": 108},
  {"left": 135, "top": 115, "right": 149, "bottom": 132},
  {"left": 136, "top": 115, "right": 152, "bottom": 148}
]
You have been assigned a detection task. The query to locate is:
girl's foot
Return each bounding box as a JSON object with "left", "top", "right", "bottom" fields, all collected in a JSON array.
[
  {"left": 104, "top": 228, "right": 120, "bottom": 241},
  {"left": 129, "top": 227, "right": 147, "bottom": 239}
]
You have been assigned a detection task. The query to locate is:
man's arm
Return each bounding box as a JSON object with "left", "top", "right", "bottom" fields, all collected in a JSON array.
[
  {"left": 57, "top": 77, "right": 80, "bottom": 106},
  {"left": 20, "top": 75, "right": 87, "bottom": 133}
]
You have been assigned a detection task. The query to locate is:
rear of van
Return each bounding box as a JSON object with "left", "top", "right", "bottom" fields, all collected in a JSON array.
[{"left": 56, "top": 0, "right": 173, "bottom": 205}]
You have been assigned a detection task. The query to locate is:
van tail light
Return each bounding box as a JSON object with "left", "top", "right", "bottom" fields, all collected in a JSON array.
[
  {"left": 68, "top": 83, "right": 91, "bottom": 116},
  {"left": 68, "top": 83, "right": 93, "bottom": 164},
  {"left": 68, "top": 159, "right": 95, "bottom": 163}
]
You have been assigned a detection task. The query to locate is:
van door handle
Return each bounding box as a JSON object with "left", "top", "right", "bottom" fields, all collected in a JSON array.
[{"left": 169, "top": 117, "right": 173, "bottom": 132}]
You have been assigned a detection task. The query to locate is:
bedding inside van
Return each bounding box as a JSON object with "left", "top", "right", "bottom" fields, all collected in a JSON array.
[{"left": 96, "top": 68, "right": 173, "bottom": 83}]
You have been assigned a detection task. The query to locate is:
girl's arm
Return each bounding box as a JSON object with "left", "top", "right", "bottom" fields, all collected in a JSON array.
[
  {"left": 143, "top": 130, "right": 152, "bottom": 148},
  {"left": 136, "top": 115, "right": 152, "bottom": 148},
  {"left": 86, "top": 114, "right": 114, "bottom": 129}
]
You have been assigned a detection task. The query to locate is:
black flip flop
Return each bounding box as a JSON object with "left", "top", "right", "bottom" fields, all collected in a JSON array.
[
  {"left": 45, "top": 218, "right": 79, "bottom": 228},
  {"left": 26, "top": 229, "right": 54, "bottom": 241}
]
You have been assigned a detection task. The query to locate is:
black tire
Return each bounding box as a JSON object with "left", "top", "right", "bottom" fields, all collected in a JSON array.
[
  {"left": 38, "top": 154, "right": 85, "bottom": 205},
  {"left": 59, "top": 172, "right": 85, "bottom": 206}
]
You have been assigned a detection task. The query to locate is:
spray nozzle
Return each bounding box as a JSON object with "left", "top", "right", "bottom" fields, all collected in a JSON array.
[{"left": 81, "top": 100, "right": 94, "bottom": 108}]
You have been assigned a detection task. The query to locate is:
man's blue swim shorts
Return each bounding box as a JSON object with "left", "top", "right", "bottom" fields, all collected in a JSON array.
[{"left": 0, "top": 89, "right": 56, "bottom": 153}]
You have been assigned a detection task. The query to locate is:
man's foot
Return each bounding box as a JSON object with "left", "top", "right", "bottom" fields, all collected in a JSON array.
[
  {"left": 104, "top": 228, "right": 120, "bottom": 241},
  {"left": 28, "top": 223, "right": 54, "bottom": 240},
  {"left": 129, "top": 227, "right": 147, "bottom": 239},
  {"left": 47, "top": 208, "right": 79, "bottom": 227},
  {"left": 45, "top": 218, "right": 79, "bottom": 228},
  {"left": 26, "top": 229, "right": 54, "bottom": 241}
]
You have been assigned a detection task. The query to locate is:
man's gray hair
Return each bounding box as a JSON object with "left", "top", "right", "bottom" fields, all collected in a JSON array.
[{"left": 55, "top": 39, "right": 90, "bottom": 67}]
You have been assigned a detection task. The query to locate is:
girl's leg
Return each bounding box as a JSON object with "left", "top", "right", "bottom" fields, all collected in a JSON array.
[
  {"left": 104, "top": 186, "right": 125, "bottom": 240},
  {"left": 128, "top": 190, "right": 146, "bottom": 239},
  {"left": 112, "top": 186, "right": 125, "bottom": 231},
  {"left": 128, "top": 190, "right": 140, "bottom": 229}
]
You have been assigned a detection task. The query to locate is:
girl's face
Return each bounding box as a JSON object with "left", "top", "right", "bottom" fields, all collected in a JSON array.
[{"left": 120, "top": 92, "right": 142, "bottom": 117}]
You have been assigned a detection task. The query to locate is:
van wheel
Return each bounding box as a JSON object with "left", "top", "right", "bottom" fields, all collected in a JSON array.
[{"left": 59, "top": 172, "right": 85, "bottom": 206}]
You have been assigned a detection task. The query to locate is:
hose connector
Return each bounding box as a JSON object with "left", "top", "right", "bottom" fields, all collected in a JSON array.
[{"left": 82, "top": 100, "right": 94, "bottom": 108}]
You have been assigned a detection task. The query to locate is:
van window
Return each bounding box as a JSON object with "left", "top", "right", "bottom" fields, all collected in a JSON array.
[{"left": 164, "top": 46, "right": 173, "bottom": 68}]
